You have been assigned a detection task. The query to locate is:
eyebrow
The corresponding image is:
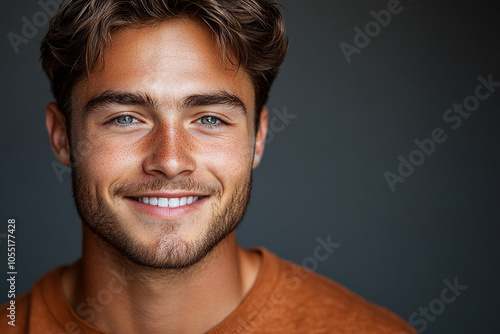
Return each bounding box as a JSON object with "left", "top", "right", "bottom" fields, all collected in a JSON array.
[
  {"left": 83, "top": 90, "right": 247, "bottom": 116},
  {"left": 181, "top": 92, "right": 247, "bottom": 116},
  {"left": 83, "top": 91, "right": 157, "bottom": 114}
]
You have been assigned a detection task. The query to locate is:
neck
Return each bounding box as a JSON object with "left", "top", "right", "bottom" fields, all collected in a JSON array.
[{"left": 62, "top": 225, "right": 261, "bottom": 334}]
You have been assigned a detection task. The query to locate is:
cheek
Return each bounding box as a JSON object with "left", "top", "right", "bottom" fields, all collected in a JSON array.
[
  {"left": 197, "top": 134, "right": 254, "bottom": 184},
  {"left": 72, "top": 133, "right": 141, "bottom": 187}
]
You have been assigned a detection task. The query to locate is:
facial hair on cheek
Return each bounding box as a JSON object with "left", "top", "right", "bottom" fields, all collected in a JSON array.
[{"left": 70, "top": 157, "right": 253, "bottom": 270}]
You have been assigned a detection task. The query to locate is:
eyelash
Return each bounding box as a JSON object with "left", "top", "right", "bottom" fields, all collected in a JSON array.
[
  {"left": 107, "top": 115, "right": 141, "bottom": 127},
  {"left": 196, "top": 115, "right": 227, "bottom": 128}
]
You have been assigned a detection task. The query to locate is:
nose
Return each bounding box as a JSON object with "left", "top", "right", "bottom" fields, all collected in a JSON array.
[{"left": 142, "top": 121, "right": 196, "bottom": 179}]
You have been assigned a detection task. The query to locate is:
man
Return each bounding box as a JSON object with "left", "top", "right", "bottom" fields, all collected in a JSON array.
[{"left": 1, "top": 0, "right": 415, "bottom": 333}]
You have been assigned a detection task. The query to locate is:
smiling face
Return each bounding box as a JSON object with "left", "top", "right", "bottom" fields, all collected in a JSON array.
[{"left": 51, "top": 18, "right": 268, "bottom": 269}]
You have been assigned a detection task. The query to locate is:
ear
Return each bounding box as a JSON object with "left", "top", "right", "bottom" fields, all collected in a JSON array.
[
  {"left": 252, "top": 107, "right": 268, "bottom": 169},
  {"left": 46, "top": 102, "right": 71, "bottom": 166}
]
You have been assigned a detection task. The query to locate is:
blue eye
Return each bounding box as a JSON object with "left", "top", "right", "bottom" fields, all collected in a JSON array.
[
  {"left": 115, "top": 115, "right": 138, "bottom": 125},
  {"left": 197, "top": 116, "right": 221, "bottom": 126}
]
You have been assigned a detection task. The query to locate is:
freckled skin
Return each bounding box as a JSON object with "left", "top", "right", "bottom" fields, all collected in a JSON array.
[
  {"left": 46, "top": 18, "right": 268, "bottom": 333},
  {"left": 70, "top": 18, "right": 259, "bottom": 259}
]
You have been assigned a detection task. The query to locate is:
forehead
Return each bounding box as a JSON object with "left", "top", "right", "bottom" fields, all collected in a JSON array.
[{"left": 72, "top": 18, "right": 254, "bottom": 112}]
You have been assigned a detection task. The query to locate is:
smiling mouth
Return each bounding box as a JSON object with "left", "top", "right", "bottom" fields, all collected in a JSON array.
[{"left": 133, "top": 196, "right": 203, "bottom": 208}]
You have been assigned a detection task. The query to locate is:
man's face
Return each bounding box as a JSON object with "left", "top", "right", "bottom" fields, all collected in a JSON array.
[{"left": 64, "top": 18, "right": 266, "bottom": 269}]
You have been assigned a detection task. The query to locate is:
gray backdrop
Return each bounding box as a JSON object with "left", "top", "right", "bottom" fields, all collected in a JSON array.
[{"left": 1, "top": 1, "right": 499, "bottom": 333}]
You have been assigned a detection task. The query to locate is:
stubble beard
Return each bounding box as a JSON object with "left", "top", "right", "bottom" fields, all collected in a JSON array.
[{"left": 71, "top": 164, "right": 252, "bottom": 271}]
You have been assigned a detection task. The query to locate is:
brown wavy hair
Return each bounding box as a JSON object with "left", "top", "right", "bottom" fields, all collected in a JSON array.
[{"left": 40, "top": 0, "right": 288, "bottom": 128}]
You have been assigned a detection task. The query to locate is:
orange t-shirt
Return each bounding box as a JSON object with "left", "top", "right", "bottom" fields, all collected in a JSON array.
[{"left": 1, "top": 249, "right": 415, "bottom": 333}]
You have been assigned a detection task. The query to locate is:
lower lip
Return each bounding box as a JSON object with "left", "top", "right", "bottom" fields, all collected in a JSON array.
[{"left": 125, "top": 196, "right": 207, "bottom": 220}]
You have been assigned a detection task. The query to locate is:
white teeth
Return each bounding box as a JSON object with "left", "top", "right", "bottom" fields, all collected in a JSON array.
[
  {"left": 169, "top": 198, "right": 180, "bottom": 208},
  {"left": 138, "top": 196, "right": 200, "bottom": 208},
  {"left": 157, "top": 198, "right": 168, "bottom": 208}
]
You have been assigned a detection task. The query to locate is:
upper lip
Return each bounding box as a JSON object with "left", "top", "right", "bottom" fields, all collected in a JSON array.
[{"left": 128, "top": 192, "right": 207, "bottom": 198}]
